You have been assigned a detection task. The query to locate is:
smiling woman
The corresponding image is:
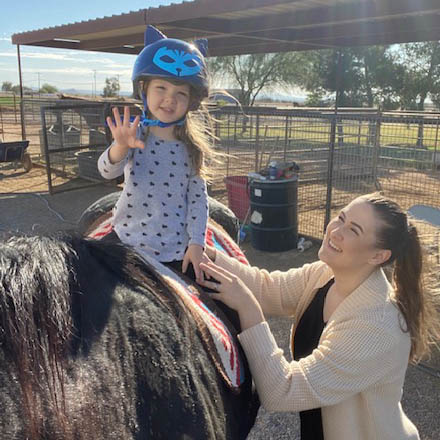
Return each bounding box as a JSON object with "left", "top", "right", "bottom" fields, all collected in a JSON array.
[{"left": 199, "top": 192, "right": 440, "bottom": 440}]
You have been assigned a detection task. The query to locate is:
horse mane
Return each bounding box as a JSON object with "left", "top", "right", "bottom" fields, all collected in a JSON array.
[{"left": 0, "top": 233, "right": 190, "bottom": 440}]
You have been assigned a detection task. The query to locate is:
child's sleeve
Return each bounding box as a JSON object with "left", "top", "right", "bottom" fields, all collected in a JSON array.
[
  {"left": 186, "top": 175, "right": 209, "bottom": 247},
  {"left": 97, "top": 145, "right": 129, "bottom": 180}
]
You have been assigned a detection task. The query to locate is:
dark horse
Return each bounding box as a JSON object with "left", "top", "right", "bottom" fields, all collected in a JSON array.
[{"left": 0, "top": 198, "right": 258, "bottom": 439}]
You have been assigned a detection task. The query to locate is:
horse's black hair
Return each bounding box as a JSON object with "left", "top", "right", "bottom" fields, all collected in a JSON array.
[
  {"left": 0, "top": 233, "right": 189, "bottom": 439},
  {"left": 0, "top": 233, "right": 258, "bottom": 439}
]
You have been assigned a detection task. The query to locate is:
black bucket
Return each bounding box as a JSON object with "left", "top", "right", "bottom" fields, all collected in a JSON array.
[{"left": 250, "top": 177, "right": 298, "bottom": 252}]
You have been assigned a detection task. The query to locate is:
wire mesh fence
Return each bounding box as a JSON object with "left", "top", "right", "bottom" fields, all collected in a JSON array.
[
  {"left": 210, "top": 107, "right": 440, "bottom": 243},
  {"left": 38, "top": 100, "right": 141, "bottom": 194}
]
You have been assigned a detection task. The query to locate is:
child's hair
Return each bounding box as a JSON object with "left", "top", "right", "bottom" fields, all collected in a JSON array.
[
  {"left": 142, "top": 77, "right": 222, "bottom": 181},
  {"left": 361, "top": 192, "right": 440, "bottom": 363}
]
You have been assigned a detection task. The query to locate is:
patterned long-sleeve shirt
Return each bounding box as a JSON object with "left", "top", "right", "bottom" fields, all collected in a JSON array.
[{"left": 97, "top": 132, "right": 208, "bottom": 262}]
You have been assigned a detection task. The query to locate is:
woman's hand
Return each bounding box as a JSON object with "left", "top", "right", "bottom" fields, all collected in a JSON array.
[
  {"left": 106, "top": 106, "right": 144, "bottom": 162},
  {"left": 199, "top": 261, "right": 265, "bottom": 331}
]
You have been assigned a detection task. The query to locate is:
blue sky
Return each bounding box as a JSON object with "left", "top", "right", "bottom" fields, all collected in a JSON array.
[{"left": 0, "top": 0, "right": 179, "bottom": 94}]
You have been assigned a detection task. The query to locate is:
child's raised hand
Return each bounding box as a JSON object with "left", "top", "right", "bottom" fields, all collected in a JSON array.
[
  {"left": 106, "top": 106, "right": 144, "bottom": 151},
  {"left": 182, "top": 244, "right": 210, "bottom": 283}
]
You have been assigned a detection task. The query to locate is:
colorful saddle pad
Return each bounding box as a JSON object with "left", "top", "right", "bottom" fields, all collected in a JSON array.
[{"left": 87, "top": 218, "right": 248, "bottom": 392}]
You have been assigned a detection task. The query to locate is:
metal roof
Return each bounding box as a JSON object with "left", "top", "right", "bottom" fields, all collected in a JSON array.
[{"left": 11, "top": 0, "right": 440, "bottom": 56}]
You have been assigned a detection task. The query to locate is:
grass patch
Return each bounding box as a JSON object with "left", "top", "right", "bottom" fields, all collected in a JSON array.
[
  {"left": 0, "top": 96, "right": 20, "bottom": 106},
  {"left": 215, "top": 117, "right": 440, "bottom": 150}
]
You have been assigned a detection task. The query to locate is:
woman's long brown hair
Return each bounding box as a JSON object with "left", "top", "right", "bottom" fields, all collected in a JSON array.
[{"left": 363, "top": 193, "right": 440, "bottom": 362}]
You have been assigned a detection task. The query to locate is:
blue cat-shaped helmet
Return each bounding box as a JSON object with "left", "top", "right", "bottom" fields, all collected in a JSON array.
[{"left": 132, "top": 25, "right": 209, "bottom": 101}]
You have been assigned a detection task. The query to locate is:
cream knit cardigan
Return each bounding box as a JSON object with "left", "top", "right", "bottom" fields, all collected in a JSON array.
[{"left": 215, "top": 252, "right": 420, "bottom": 440}]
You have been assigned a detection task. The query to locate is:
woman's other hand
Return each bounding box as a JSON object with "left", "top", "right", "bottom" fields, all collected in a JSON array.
[{"left": 199, "top": 261, "right": 264, "bottom": 331}]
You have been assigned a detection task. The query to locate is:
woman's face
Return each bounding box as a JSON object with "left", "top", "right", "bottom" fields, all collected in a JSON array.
[{"left": 318, "top": 198, "right": 389, "bottom": 272}]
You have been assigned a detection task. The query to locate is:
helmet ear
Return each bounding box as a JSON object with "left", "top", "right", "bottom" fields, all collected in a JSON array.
[
  {"left": 144, "top": 25, "right": 167, "bottom": 46},
  {"left": 194, "top": 39, "right": 208, "bottom": 57}
]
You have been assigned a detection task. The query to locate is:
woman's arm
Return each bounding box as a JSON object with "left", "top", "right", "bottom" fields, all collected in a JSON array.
[
  {"left": 200, "top": 260, "right": 406, "bottom": 413},
  {"left": 204, "top": 245, "right": 320, "bottom": 318},
  {"left": 200, "top": 261, "right": 265, "bottom": 331},
  {"left": 238, "top": 317, "right": 404, "bottom": 412}
]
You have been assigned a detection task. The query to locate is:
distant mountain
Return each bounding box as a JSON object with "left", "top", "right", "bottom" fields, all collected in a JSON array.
[
  {"left": 257, "top": 92, "right": 306, "bottom": 103},
  {"left": 211, "top": 89, "right": 307, "bottom": 105},
  {"left": 60, "top": 88, "right": 132, "bottom": 97}
]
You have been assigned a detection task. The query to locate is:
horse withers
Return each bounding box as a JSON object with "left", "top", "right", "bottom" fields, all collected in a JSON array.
[{"left": 0, "top": 197, "right": 258, "bottom": 439}]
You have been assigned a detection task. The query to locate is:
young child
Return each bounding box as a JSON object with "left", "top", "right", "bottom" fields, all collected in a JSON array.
[{"left": 98, "top": 25, "right": 215, "bottom": 283}]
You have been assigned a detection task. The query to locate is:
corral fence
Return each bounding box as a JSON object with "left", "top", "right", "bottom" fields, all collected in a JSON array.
[
  {"left": 37, "top": 100, "right": 142, "bottom": 193},
  {"left": 13, "top": 99, "right": 440, "bottom": 244},
  {"left": 0, "top": 92, "right": 59, "bottom": 140},
  {"left": 210, "top": 106, "right": 440, "bottom": 242}
]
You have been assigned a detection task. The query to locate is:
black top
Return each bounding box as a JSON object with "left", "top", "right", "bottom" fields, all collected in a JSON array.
[{"left": 293, "top": 278, "right": 334, "bottom": 440}]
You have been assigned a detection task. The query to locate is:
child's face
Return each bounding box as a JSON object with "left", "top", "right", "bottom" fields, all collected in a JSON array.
[{"left": 145, "top": 79, "right": 191, "bottom": 123}]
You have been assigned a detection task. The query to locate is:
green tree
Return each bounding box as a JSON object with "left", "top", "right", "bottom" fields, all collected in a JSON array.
[
  {"left": 293, "top": 47, "right": 401, "bottom": 110},
  {"left": 208, "top": 53, "right": 299, "bottom": 106},
  {"left": 292, "top": 47, "right": 403, "bottom": 144},
  {"left": 39, "top": 83, "right": 58, "bottom": 94},
  {"left": 355, "top": 46, "right": 404, "bottom": 110},
  {"left": 292, "top": 49, "right": 363, "bottom": 108},
  {"left": 1, "top": 81, "right": 13, "bottom": 92},
  {"left": 11, "top": 85, "right": 33, "bottom": 95},
  {"left": 396, "top": 42, "right": 440, "bottom": 146},
  {"left": 102, "top": 77, "right": 120, "bottom": 98},
  {"left": 397, "top": 42, "right": 440, "bottom": 111}
]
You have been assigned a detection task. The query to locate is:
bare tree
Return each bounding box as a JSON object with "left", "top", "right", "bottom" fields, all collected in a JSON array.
[
  {"left": 208, "top": 53, "right": 299, "bottom": 106},
  {"left": 102, "top": 77, "right": 120, "bottom": 98}
]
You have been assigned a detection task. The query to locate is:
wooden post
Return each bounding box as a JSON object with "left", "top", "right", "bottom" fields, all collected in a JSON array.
[
  {"left": 16, "top": 45, "right": 26, "bottom": 140},
  {"left": 433, "top": 116, "right": 439, "bottom": 170},
  {"left": 255, "top": 113, "right": 260, "bottom": 172},
  {"left": 371, "top": 109, "right": 382, "bottom": 187},
  {"left": 13, "top": 93, "right": 18, "bottom": 123},
  {"left": 0, "top": 106, "right": 4, "bottom": 141},
  {"left": 324, "top": 50, "right": 342, "bottom": 232}
]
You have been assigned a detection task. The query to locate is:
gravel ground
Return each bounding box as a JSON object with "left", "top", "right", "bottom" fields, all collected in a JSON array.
[{"left": 1, "top": 164, "right": 439, "bottom": 439}]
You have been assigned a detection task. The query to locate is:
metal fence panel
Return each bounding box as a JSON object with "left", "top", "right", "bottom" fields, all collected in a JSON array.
[
  {"left": 211, "top": 107, "right": 440, "bottom": 242},
  {"left": 39, "top": 101, "right": 140, "bottom": 194}
]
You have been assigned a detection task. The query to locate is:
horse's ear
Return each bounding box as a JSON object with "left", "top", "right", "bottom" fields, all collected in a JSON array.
[
  {"left": 194, "top": 38, "right": 208, "bottom": 57},
  {"left": 144, "top": 25, "right": 167, "bottom": 46}
]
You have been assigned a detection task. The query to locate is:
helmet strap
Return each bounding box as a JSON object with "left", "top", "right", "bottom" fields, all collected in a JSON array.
[{"left": 140, "top": 91, "right": 186, "bottom": 128}]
